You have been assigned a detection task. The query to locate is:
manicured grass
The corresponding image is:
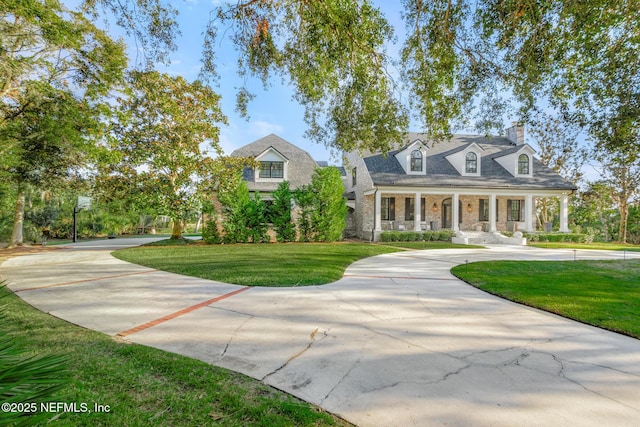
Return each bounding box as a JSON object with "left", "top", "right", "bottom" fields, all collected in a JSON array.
[
  {"left": 143, "top": 237, "right": 200, "bottom": 246},
  {"left": 451, "top": 259, "right": 640, "bottom": 339},
  {"left": 114, "top": 243, "right": 401, "bottom": 286},
  {"left": 529, "top": 242, "right": 640, "bottom": 252},
  {"left": 0, "top": 285, "right": 349, "bottom": 426},
  {"left": 379, "top": 241, "right": 484, "bottom": 250}
]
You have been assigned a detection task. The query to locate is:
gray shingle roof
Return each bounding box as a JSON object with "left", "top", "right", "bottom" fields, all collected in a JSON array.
[
  {"left": 364, "top": 133, "right": 577, "bottom": 191},
  {"left": 230, "top": 134, "right": 319, "bottom": 191}
]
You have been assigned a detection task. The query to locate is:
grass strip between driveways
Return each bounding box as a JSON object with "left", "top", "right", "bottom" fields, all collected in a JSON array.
[
  {"left": 114, "top": 242, "right": 403, "bottom": 286},
  {"left": 0, "top": 285, "right": 350, "bottom": 427},
  {"left": 451, "top": 259, "right": 640, "bottom": 339},
  {"left": 528, "top": 242, "right": 640, "bottom": 251}
]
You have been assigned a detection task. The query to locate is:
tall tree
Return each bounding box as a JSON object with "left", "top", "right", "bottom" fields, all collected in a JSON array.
[
  {"left": 201, "top": 1, "right": 640, "bottom": 153},
  {"left": 77, "top": 0, "right": 179, "bottom": 65},
  {"left": 572, "top": 182, "right": 617, "bottom": 242},
  {"left": 102, "top": 70, "right": 226, "bottom": 240},
  {"left": 208, "top": 0, "right": 408, "bottom": 153},
  {"left": 1, "top": 0, "right": 127, "bottom": 246},
  {"left": 1, "top": 0, "right": 126, "bottom": 124},
  {"left": 310, "top": 167, "right": 347, "bottom": 242},
  {"left": 527, "top": 111, "right": 587, "bottom": 228},
  {"left": 593, "top": 146, "right": 640, "bottom": 243},
  {"left": 0, "top": 85, "right": 107, "bottom": 247}
]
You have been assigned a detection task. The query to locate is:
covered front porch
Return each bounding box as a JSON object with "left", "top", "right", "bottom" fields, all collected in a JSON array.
[{"left": 368, "top": 187, "right": 571, "bottom": 242}]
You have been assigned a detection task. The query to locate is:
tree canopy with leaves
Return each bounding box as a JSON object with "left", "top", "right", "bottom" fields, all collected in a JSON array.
[
  {"left": 199, "top": 0, "right": 639, "bottom": 154},
  {"left": 1, "top": 0, "right": 127, "bottom": 246},
  {"left": 101, "top": 70, "right": 227, "bottom": 240},
  {"left": 9, "top": 1, "right": 637, "bottom": 155}
]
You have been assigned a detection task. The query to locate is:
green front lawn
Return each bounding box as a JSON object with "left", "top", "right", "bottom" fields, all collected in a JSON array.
[
  {"left": 114, "top": 243, "right": 401, "bottom": 286},
  {"left": 0, "top": 286, "right": 348, "bottom": 426},
  {"left": 451, "top": 259, "right": 640, "bottom": 338},
  {"left": 529, "top": 242, "right": 640, "bottom": 251}
]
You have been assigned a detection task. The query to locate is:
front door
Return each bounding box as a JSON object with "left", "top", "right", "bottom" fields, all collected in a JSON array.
[{"left": 442, "top": 198, "right": 462, "bottom": 229}]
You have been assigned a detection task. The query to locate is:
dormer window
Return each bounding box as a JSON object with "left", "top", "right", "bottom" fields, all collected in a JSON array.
[
  {"left": 410, "top": 150, "right": 423, "bottom": 172},
  {"left": 494, "top": 144, "right": 534, "bottom": 177},
  {"left": 259, "top": 161, "right": 284, "bottom": 178},
  {"left": 395, "top": 139, "right": 427, "bottom": 175},
  {"left": 465, "top": 152, "right": 478, "bottom": 174},
  {"left": 445, "top": 143, "right": 483, "bottom": 176},
  {"left": 518, "top": 154, "right": 529, "bottom": 175}
]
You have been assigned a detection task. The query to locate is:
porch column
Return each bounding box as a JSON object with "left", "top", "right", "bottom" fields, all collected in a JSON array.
[
  {"left": 559, "top": 193, "right": 570, "bottom": 232},
  {"left": 414, "top": 191, "right": 422, "bottom": 231},
  {"left": 489, "top": 194, "right": 497, "bottom": 232},
  {"left": 524, "top": 194, "right": 534, "bottom": 232},
  {"left": 452, "top": 193, "right": 460, "bottom": 232},
  {"left": 374, "top": 190, "right": 382, "bottom": 231}
]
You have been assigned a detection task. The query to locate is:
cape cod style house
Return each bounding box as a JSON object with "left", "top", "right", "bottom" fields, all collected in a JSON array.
[
  {"left": 229, "top": 134, "right": 354, "bottom": 234},
  {"left": 230, "top": 134, "right": 329, "bottom": 193},
  {"left": 344, "top": 124, "right": 577, "bottom": 242}
]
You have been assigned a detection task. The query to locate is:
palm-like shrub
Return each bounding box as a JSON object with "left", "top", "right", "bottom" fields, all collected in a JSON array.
[{"left": 1, "top": 284, "right": 69, "bottom": 426}]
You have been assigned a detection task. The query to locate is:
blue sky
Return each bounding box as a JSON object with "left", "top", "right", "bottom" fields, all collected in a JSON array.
[{"left": 118, "top": 0, "right": 407, "bottom": 165}]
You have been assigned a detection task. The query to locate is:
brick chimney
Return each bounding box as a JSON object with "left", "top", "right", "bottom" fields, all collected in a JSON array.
[{"left": 505, "top": 122, "right": 524, "bottom": 145}]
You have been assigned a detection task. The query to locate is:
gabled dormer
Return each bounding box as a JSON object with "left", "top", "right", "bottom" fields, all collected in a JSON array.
[
  {"left": 395, "top": 139, "right": 428, "bottom": 175},
  {"left": 255, "top": 146, "right": 288, "bottom": 182},
  {"left": 494, "top": 144, "right": 535, "bottom": 178},
  {"left": 445, "top": 142, "right": 484, "bottom": 177}
]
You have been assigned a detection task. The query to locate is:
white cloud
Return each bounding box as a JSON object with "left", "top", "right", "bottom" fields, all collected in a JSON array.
[{"left": 248, "top": 121, "right": 284, "bottom": 137}]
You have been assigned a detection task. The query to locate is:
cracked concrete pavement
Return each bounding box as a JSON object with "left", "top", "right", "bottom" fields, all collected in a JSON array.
[{"left": 2, "top": 239, "right": 640, "bottom": 426}]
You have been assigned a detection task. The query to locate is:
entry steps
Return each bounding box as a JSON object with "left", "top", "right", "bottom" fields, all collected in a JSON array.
[{"left": 452, "top": 231, "right": 527, "bottom": 246}]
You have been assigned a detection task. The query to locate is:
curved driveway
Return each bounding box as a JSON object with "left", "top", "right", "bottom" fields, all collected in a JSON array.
[{"left": 2, "top": 239, "right": 640, "bottom": 426}]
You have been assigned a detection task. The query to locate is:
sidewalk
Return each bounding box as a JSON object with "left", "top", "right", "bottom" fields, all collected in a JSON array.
[{"left": 2, "top": 241, "right": 640, "bottom": 426}]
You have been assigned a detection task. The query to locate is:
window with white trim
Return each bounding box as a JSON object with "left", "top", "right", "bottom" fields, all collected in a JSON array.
[
  {"left": 518, "top": 154, "right": 529, "bottom": 175},
  {"left": 410, "top": 150, "right": 423, "bottom": 172},
  {"left": 259, "top": 161, "right": 284, "bottom": 178},
  {"left": 465, "top": 152, "right": 478, "bottom": 174}
]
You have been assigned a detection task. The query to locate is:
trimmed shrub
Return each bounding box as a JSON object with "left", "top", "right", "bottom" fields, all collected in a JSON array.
[
  {"left": 380, "top": 230, "right": 455, "bottom": 242},
  {"left": 270, "top": 181, "right": 296, "bottom": 243},
  {"left": 202, "top": 215, "right": 222, "bottom": 244},
  {"left": 524, "top": 232, "right": 589, "bottom": 243}
]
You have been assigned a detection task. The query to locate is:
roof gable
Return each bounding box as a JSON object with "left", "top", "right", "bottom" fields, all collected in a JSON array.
[
  {"left": 256, "top": 146, "right": 289, "bottom": 162},
  {"left": 493, "top": 144, "right": 536, "bottom": 178},
  {"left": 231, "top": 134, "right": 319, "bottom": 191},
  {"left": 394, "top": 138, "right": 428, "bottom": 175},
  {"left": 358, "top": 134, "right": 575, "bottom": 191},
  {"left": 445, "top": 142, "right": 485, "bottom": 176}
]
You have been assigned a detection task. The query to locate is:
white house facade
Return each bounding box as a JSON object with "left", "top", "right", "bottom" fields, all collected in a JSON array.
[{"left": 344, "top": 125, "right": 577, "bottom": 242}]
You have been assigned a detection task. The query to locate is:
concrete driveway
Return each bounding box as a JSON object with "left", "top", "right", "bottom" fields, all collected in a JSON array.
[{"left": 2, "top": 239, "right": 640, "bottom": 426}]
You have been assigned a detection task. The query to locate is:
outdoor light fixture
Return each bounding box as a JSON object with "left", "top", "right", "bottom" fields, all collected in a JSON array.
[
  {"left": 467, "top": 203, "right": 472, "bottom": 213},
  {"left": 432, "top": 202, "right": 438, "bottom": 212}
]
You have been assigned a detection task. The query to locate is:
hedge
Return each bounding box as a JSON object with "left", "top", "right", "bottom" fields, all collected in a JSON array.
[
  {"left": 523, "top": 232, "right": 592, "bottom": 243},
  {"left": 380, "top": 230, "right": 456, "bottom": 242}
]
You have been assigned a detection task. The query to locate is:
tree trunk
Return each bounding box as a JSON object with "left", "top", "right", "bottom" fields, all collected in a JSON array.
[
  {"left": 619, "top": 200, "right": 628, "bottom": 243},
  {"left": 8, "top": 187, "right": 26, "bottom": 248},
  {"left": 193, "top": 213, "right": 202, "bottom": 233},
  {"left": 171, "top": 219, "right": 183, "bottom": 240}
]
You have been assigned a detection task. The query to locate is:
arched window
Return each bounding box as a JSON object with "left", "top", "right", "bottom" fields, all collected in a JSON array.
[
  {"left": 518, "top": 154, "right": 529, "bottom": 174},
  {"left": 465, "top": 152, "right": 478, "bottom": 174},
  {"left": 410, "top": 150, "right": 423, "bottom": 172}
]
